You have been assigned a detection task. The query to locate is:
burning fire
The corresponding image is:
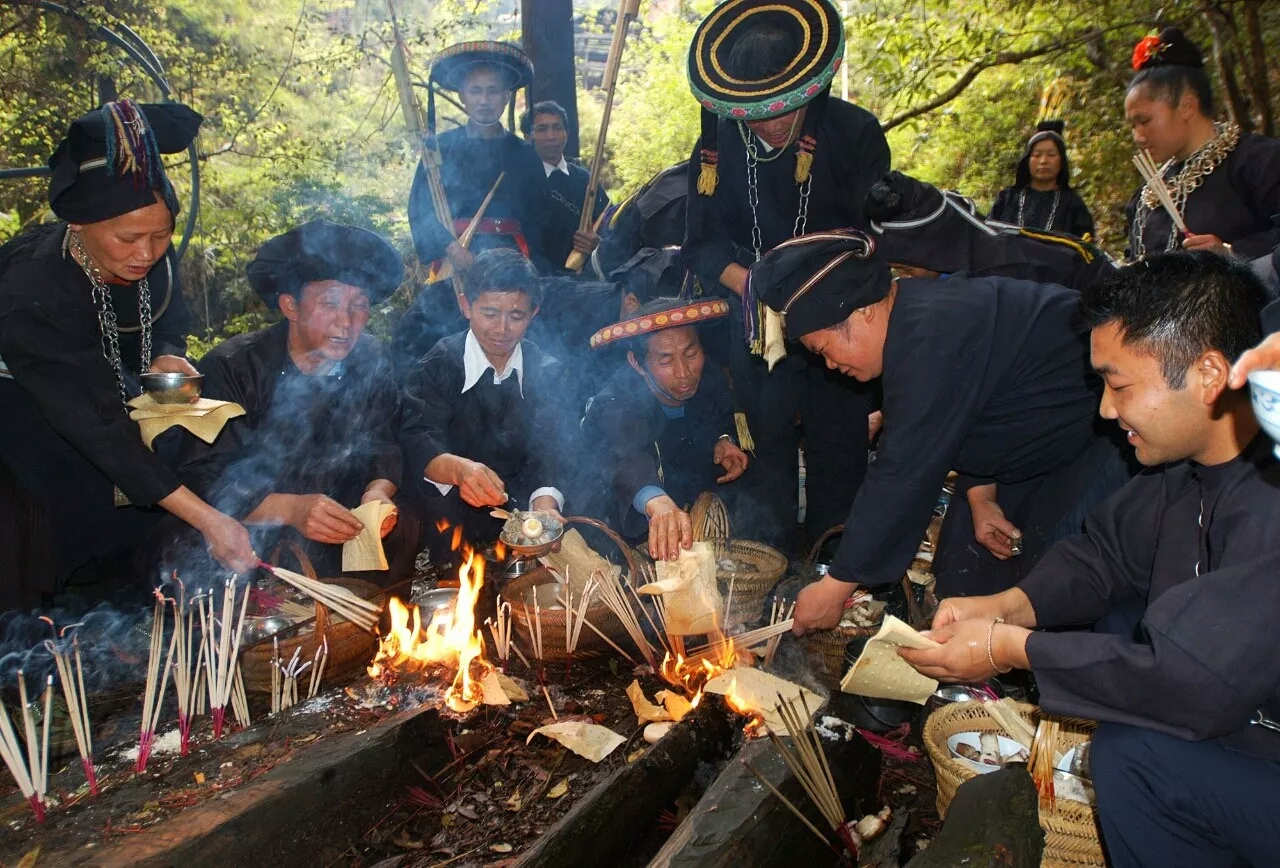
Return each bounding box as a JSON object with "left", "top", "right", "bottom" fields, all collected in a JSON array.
[{"left": 368, "top": 548, "right": 493, "bottom": 713}]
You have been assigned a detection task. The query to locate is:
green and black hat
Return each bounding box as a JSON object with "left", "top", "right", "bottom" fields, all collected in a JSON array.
[
  {"left": 427, "top": 40, "right": 534, "bottom": 135},
  {"left": 687, "top": 0, "right": 845, "bottom": 196}
]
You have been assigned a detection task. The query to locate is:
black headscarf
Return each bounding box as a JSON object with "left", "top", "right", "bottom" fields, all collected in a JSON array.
[
  {"left": 1014, "top": 120, "right": 1072, "bottom": 190},
  {"left": 246, "top": 220, "right": 405, "bottom": 308},
  {"left": 48, "top": 100, "right": 202, "bottom": 224}
]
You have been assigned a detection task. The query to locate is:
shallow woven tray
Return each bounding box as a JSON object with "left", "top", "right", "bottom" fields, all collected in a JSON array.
[{"left": 922, "top": 700, "right": 1104, "bottom": 866}]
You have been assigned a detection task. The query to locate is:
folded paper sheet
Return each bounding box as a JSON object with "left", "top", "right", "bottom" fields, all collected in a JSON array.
[
  {"left": 342, "top": 501, "right": 397, "bottom": 572},
  {"left": 127, "top": 393, "right": 246, "bottom": 449},
  {"left": 638, "top": 541, "right": 721, "bottom": 635},
  {"left": 839, "top": 615, "right": 941, "bottom": 705},
  {"left": 704, "top": 665, "right": 824, "bottom": 734},
  {"left": 527, "top": 721, "right": 626, "bottom": 763}
]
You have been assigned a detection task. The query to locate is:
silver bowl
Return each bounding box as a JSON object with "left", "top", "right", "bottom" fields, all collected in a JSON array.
[
  {"left": 411, "top": 587, "right": 459, "bottom": 621},
  {"left": 140, "top": 372, "right": 204, "bottom": 404},
  {"left": 242, "top": 615, "right": 295, "bottom": 646}
]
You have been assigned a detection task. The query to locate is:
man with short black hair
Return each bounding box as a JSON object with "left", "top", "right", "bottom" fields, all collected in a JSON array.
[
  {"left": 520, "top": 100, "right": 609, "bottom": 273},
  {"left": 400, "top": 249, "right": 568, "bottom": 563},
  {"left": 901, "top": 251, "right": 1280, "bottom": 868}
]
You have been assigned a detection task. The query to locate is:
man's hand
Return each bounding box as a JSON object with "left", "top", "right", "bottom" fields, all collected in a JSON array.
[
  {"left": 792, "top": 575, "right": 857, "bottom": 635},
  {"left": 899, "top": 619, "right": 1031, "bottom": 682},
  {"left": 1230, "top": 332, "right": 1280, "bottom": 389},
  {"left": 360, "top": 484, "right": 398, "bottom": 538},
  {"left": 968, "top": 484, "right": 1020, "bottom": 560},
  {"left": 1181, "top": 232, "right": 1229, "bottom": 254},
  {"left": 200, "top": 511, "right": 258, "bottom": 574},
  {"left": 645, "top": 494, "right": 692, "bottom": 561},
  {"left": 720, "top": 263, "right": 749, "bottom": 298},
  {"left": 455, "top": 459, "right": 507, "bottom": 508},
  {"left": 149, "top": 354, "right": 200, "bottom": 377},
  {"left": 713, "top": 439, "right": 749, "bottom": 483},
  {"left": 289, "top": 494, "right": 364, "bottom": 544},
  {"left": 446, "top": 241, "right": 476, "bottom": 274},
  {"left": 571, "top": 230, "right": 600, "bottom": 255}
]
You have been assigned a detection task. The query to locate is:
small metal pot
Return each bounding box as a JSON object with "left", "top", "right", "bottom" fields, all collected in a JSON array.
[
  {"left": 140, "top": 372, "right": 204, "bottom": 404},
  {"left": 411, "top": 587, "right": 459, "bottom": 622}
]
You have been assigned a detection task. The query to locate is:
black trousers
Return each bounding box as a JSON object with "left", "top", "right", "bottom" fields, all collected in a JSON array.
[
  {"left": 728, "top": 301, "right": 872, "bottom": 553},
  {"left": 932, "top": 432, "right": 1135, "bottom": 598},
  {"left": 1092, "top": 723, "right": 1280, "bottom": 868}
]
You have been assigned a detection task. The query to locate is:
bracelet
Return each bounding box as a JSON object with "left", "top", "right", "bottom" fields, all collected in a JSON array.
[{"left": 986, "top": 617, "right": 1010, "bottom": 675}]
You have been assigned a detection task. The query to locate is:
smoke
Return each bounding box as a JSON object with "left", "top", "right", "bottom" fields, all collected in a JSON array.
[{"left": 0, "top": 602, "right": 150, "bottom": 692}]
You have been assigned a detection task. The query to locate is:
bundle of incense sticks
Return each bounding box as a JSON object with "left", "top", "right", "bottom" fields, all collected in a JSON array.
[
  {"left": 485, "top": 597, "right": 524, "bottom": 672},
  {"left": 231, "top": 665, "right": 251, "bottom": 729},
  {"left": 276, "top": 648, "right": 311, "bottom": 711},
  {"left": 518, "top": 598, "right": 546, "bottom": 684},
  {"left": 258, "top": 562, "right": 381, "bottom": 632},
  {"left": 138, "top": 593, "right": 177, "bottom": 772},
  {"left": 1029, "top": 717, "right": 1062, "bottom": 809},
  {"left": 45, "top": 636, "right": 97, "bottom": 794},
  {"left": 589, "top": 567, "right": 660, "bottom": 670},
  {"left": 557, "top": 574, "right": 595, "bottom": 681},
  {"left": 1133, "top": 149, "right": 1189, "bottom": 234},
  {"left": 0, "top": 672, "right": 52, "bottom": 821},
  {"left": 170, "top": 586, "right": 204, "bottom": 756},
  {"left": 270, "top": 639, "right": 282, "bottom": 716},
  {"left": 199, "top": 578, "right": 251, "bottom": 739},
  {"left": 308, "top": 638, "right": 329, "bottom": 699},
  {"left": 763, "top": 599, "right": 796, "bottom": 669},
  {"left": 684, "top": 619, "right": 795, "bottom": 663}
]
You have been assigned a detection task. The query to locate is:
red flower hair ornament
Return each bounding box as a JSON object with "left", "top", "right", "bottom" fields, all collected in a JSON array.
[{"left": 1132, "top": 34, "right": 1166, "bottom": 71}]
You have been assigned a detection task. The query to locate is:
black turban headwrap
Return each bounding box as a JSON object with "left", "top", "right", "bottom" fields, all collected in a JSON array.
[
  {"left": 246, "top": 220, "right": 405, "bottom": 308},
  {"left": 48, "top": 99, "right": 203, "bottom": 224}
]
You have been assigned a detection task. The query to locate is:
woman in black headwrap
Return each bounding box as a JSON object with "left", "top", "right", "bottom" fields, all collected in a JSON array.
[
  {"left": 990, "top": 121, "right": 1095, "bottom": 239},
  {"left": 0, "top": 100, "right": 256, "bottom": 608},
  {"left": 1124, "top": 27, "right": 1280, "bottom": 260}
]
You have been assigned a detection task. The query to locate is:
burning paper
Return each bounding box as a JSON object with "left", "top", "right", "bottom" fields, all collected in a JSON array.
[
  {"left": 840, "top": 615, "right": 940, "bottom": 705},
  {"left": 528, "top": 721, "right": 626, "bottom": 763},
  {"left": 626, "top": 679, "right": 672, "bottom": 725},
  {"left": 638, "top": 541, "right": 721, "bottom": 635},
  {"left": 480, "top": 670, "right": 529, "bottom": 706},
  {"left": 654, "top": 690, "right": 694, "bottom": 722},
  {"left": 343, "top": 501, "right": 397, "bottom": 572},
  {"left": 705, "top": 666, "right": 824, "bottom": 734}
]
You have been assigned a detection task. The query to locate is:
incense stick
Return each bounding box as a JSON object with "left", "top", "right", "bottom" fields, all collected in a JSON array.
[
  {"left": 541, "top": 684, "right": 558, "bottom": 721},
  {"left": 14, "top": 672, "right": 47, "bottom": 821},
  {"left": 170, "top": 586, "right": 201, "bottom": 756},
  {"left": 558, "top": 576, "right": 595, "bottom": 681},
  {"left": 46, "top": 637, "right": 98, "bottom": 795},
  {"left": 763, "top": 600, "right": 795, "bottom": 669},
  {"left": 231, "top": 665, "right": 251, "bottom": 729},
  {"left": 591, "top": 568, "right": 660, "bottom": 669},
  {"left": 1029, "top": 717, "right": 1061, "bottom": 810},
  {"left": 259, "top": 563, "right": 381, "bottom": 632},
  {"left": 201, "top": 580, "right": 251, "bottom": 738},
  {"left": 767, "top": 693, "right": 858, "bottom": 855},
  {"left": 486, "top": 597, "right": 515, "bottom": 672},
  {"left": 0, "top": 677, "right": 41, "bottom": 821},
  {"left": 741, "top": 759, "right": 839, "bottom": 854},
  {"left": 271, "top": 639, "right": 282, "bottom": 716},
  {"left": 308, "top": 638, "right": 329, "bottom": 699}
]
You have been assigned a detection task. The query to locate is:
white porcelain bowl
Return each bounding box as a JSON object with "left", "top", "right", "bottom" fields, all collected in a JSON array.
[{"left": 1248, "top": 370, "right": 1280, "bottom": 460}]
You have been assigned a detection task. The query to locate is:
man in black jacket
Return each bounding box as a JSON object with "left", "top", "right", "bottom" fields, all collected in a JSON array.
[
  {"left": 902, "top": 252, "right": 1280, "bottom": 868},
  {"left": 179, "top": 221, "right": 417, "bottom": 582}
]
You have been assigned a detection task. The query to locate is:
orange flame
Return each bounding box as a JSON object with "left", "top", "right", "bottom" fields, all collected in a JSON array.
[
  {"left": 722, "top": 675, "right": 767, "bottom": 737},
  {"left": 450, "top": 525, "right": 463, "bottom": 552},
  {"left": 493, "top": 541, "right": 507, "bottom": 561},
  {"left": 368, "top": 547, "right": 492, "bottom": 713},
  {"left": 436, "top": 517, "right": 450, "bottom": 533}
]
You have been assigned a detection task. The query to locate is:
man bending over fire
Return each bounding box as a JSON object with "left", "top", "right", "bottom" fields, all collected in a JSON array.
[
  {"left": 399, "top": 249, "right": 569, "bottom": 569},
  {"left": 579, "top": 298, "right": 749, "bottom": 560},
  {"left": 901, "top": 252, "right": 1280, "bottom": 867},
  {"left": 175, "top": 221, "right": 418, "bottom": 582}
]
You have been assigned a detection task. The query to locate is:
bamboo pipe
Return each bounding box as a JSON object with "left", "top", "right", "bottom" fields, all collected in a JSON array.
[{"left": 565, "top": 0, "right": 642, "bottom": 272}]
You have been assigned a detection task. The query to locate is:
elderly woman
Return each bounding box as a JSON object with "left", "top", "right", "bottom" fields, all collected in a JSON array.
[
  {"left": 1124, "top": 27, "right": 1280, "bottom": 260},
  {"left": 0, "top": 100, "right": 255, "bottom": 607},
  {"left": 990, "top": 120, "right": 1095, "bottom": 239}
]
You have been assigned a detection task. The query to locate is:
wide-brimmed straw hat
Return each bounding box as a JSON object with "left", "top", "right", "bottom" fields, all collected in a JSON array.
[{"left": 589, "top": 297, "right": 730, "bottom": 350}]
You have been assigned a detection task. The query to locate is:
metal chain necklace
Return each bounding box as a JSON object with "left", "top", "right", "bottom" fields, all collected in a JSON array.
[
  {"left": 66, "top": 229, "right": 153, "bottom": 410},
  {"left": 1016, "top": 188, "right": 1060, "bottom": 230},
  {"left": 743, "top": 126, "right": 812, "bottom": 262},
  {"left": 1131, "top": 121, "right": 1241, "bottom": 259}
]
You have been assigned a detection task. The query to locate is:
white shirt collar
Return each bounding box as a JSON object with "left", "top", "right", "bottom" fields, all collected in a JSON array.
[
  {"left": 462, "top": 329, "right": 524, "bottom": 397},
  {"left": 543, "top": 157, "right": 569, "bottom": 177}
]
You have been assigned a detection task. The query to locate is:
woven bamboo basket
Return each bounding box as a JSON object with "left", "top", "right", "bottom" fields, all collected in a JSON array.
[
  {"left": 690, "top": 491, "right": 731, "bottom": 541},
  {"left": 240, "top": 544, "right": 382, "bottom": 694},
  {"left": 714, "top": 539, "right": 787, "bottom": 625},
  {"left": 506, "top": 516, "right": 641, "bottom": 664},
  {"left": 922, "top": 700, "right": 1104, "bottom": 866}
]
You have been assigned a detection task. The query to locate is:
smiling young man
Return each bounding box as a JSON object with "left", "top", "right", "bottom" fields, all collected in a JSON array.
[
  {"left": 521, "top": 101, "right": 610, "bottom": 274},
  {"left": 579, "top": 297, "right": 748, "bottom": 560},
  {"left": 399, "top": 249, "right": 568, "bottom": 564},
  {"left": 748, "top": 230, "right": 1132, "bottom": 630},
  {"left": 1124, "top": 27, "right": 1280, "bottom": 260},
  {"left": 900, "top": 251, "right": 1280, "bottom": 868},
  {"left": 179, "top": 221, "right": 417, "bottom": 583}
]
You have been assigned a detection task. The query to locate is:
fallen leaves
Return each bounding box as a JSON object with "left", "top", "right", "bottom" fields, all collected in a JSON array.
[{"left": 546, "top": 778, "right": 569, "bottom": 799}]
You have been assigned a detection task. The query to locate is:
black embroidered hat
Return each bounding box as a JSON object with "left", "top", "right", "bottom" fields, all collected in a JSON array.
[
  {"left": 48, "top": 99, "right": 202, "bottom": 223},
  {"left": 748, "top": 229, "right": 889, "bottom": 339},
  {"left": 427, "top": 41, "right": 534, "bottom": 135},
  {"left": 687, "top": 0, "right": 844, "bottom": 196}
]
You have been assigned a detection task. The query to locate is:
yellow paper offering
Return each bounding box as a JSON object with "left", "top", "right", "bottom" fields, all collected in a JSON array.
[
  {"left": 342, "top": 501, "right": 397, "bottom": 572},
  {"left": 839, "top": 615, "right": 940, "bottom": 705}
]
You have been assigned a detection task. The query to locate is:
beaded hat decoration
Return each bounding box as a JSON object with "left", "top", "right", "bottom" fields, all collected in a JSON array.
[
  {"left": 589, "top": 298, "right": 730, "bottom": 350},
  {"left": 427, "top": 40, "right": 534, "bottom": 135}
]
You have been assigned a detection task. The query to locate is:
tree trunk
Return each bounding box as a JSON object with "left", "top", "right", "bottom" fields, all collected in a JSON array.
[
  {"left": 1242, "top": 0, "right": 1273, "bottom": 137},
  {"left": 521, "top": 0, "right": 580, "bottom": 160},
  {"left": 1198, "top": 3, "right": 1252, "bottom": 132}
]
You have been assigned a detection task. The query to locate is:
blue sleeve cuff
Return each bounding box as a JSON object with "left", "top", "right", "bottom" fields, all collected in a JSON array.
[{"left": 633, "top": 485, "right": 666, "bottom": 515}]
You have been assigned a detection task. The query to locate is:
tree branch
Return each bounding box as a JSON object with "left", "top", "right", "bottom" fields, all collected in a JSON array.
[{"left": 880, "top": 23, "right": 1142, "bottom": 132}]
